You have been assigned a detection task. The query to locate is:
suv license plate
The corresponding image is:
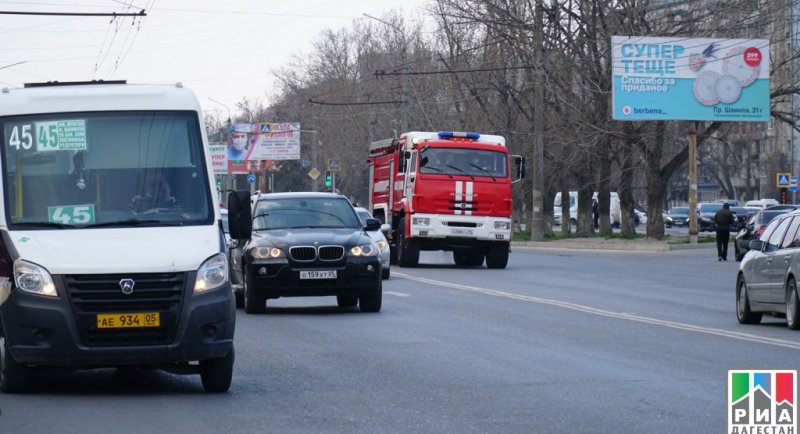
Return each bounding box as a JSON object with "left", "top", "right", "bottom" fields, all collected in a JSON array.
[{"left": 300, "top": 270, "right": 337, "bottom": 279}]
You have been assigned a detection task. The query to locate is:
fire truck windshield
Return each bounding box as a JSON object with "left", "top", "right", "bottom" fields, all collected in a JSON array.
[{"left": 419, "top": 148, "right": 507, "bottom": 178}]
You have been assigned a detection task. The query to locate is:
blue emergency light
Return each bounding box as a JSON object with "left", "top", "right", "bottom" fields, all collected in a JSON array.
[{"left": 438, "top": 131, "right": 480, "bottom": 140}]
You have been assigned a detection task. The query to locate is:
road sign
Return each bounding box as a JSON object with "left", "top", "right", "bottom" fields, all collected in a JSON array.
[
  {"left": 301, "top": 158, "right": 309, "bottom": 168},
  {"left": 792, "top": 175, "right": 798, "bottom": 192},
  {"left": 328, "top": 159, "right": 340, "bottom": 171},
  {"left": 308, "top": 168, "right": 320, "bottom": 180},
  {"left": 777, "top": 172, "right": 791, "bottom": 188},
  {"left": 247, "top": 174, "right": 256, "bottom": 184}
]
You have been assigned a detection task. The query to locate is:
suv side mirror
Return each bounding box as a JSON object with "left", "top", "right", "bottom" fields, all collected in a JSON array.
[
  {"left": 365, "top": 218, "right": 381, "bottom": 232},
  {"left": 749, "top": 239, "right": 764, "bottom": 252},
  {"left": 227, "top": 190, "right": 253, "bottom": 240}
]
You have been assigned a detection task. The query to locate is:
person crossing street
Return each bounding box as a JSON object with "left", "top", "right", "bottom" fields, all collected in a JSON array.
[{"left": 714, "top": 202, "right": 735, "bottom": 261}]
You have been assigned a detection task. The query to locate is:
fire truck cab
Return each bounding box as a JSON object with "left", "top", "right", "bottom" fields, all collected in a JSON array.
[{"left": 367, "top": 131, "right": 523, "bottom": 269}]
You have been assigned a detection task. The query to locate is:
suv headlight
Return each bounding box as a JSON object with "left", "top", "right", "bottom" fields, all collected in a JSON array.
[
  {"left": 194, "top": 253, "right": 227, "bottom": 294},
  {"left": 13, "top": 259, "right": 57, "bottom": 297},
  {"left": 251, "top": 247, "right": 284, "bottom": 259},
  {"left": 350, "top": 243, "right": 378, "bottom": 256}
]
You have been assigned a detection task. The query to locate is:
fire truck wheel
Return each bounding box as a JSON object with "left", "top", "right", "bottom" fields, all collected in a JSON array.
[
  {"left": 486, "top": 243, "right": 509, "bottom": 269},
  {"left": 397, "top": 217, "right": 420, "bottom": 267}
]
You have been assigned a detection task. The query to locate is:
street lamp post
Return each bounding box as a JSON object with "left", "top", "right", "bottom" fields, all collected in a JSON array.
[{"left": 363, "top": 13, "right": 409, "bottom": 132}]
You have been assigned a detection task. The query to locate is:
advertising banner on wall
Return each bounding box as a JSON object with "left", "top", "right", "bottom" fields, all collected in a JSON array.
[
  {"left": 611, "top": 36, "right": 770, "bottom": 122},
  {"left": 227, "top": 122, "right": 300, "bottom": 174}
]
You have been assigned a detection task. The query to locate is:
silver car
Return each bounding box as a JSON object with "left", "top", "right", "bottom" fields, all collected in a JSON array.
[
  {"left": 355, "top": 207, "right": 391, "bottom": 279},
  {"left": 737, "top": 210, "right": 800, "bottom": 329}
]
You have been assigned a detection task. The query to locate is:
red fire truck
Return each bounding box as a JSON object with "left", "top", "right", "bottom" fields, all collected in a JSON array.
[{"left": 367, "top": 131, "right": 524, "bottom": 269}]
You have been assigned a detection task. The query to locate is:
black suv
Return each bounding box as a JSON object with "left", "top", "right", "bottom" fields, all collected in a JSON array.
[{"left": 227, "top": 192, "right": 383, "bottom": 314}]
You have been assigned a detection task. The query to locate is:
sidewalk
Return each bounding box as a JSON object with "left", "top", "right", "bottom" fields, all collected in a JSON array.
[{"left": 511, "top": 234, "right": 715, "bottom": 252}]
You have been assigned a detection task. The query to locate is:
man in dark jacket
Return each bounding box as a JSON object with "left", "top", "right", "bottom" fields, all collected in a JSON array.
[{"left": 714, "top": 203, "right": 735, "bottom": 261}]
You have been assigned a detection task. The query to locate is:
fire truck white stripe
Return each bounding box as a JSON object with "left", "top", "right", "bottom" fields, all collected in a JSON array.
[
  {"left": 454, "top": 181, "right": 463, "bottom": 215},
  {"left": 465, "top": 181, "right": 473, "bottom": 216}
]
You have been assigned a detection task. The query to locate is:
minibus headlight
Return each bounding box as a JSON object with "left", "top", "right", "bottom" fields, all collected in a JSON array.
[
  {"left": 194, "top": 253, "right": 228, "bottom": 294},
  {"left": 14, "top": 259, "right": 57, "bottom": 297}
]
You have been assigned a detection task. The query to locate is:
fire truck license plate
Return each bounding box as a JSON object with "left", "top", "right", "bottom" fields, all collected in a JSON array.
[
  {"left": 300, "top": 270, "right": 337, "bottom": 279},
  {"left": 451, "top": 228, "right": 474, "bottom": 236},
  {"left": 97, "top": 312, "right": 160, "bottom": 329}
]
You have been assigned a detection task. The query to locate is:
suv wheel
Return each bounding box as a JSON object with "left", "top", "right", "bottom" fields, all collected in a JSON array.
[
  {"left": 243, "top": 267, "right": 266, "bottom": 314},
  {"left": 359, "top": 278, "right": 382, "bottom": 313}
]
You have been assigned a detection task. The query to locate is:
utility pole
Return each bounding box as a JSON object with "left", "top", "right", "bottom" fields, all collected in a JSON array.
[
  {"left": 530, "top": 0, "right": 546, "bottom": 241},
  {"left": 363, "top": 13, "right": 409, "bottom": 132},
  {"left": 688, "top": 122, "right": 698, "bottom": 244}
]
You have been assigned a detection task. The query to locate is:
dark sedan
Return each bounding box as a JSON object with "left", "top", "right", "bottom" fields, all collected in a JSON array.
[
  {"left": 228, "top": 192, "right": 383, "bottom": 314},
  {"left": 697, "top": 202, "right": 723, "bottom": 231},
  {"left": 730, "top": 207, "right": 750, "bottom": 232},
  {"left": 734, "top": 208, "right": 793, "bottom": 261},
  {"left": 667, "top": 207, "right": 689, "bottom": 227}
]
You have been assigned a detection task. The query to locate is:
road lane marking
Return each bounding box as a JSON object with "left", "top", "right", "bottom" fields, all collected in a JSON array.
[
  {"left": 394, "top": 272, "right": 800, "bottom": 351},
  {"left": 384, "top": 291, "right": 410, "bottom": 297}
]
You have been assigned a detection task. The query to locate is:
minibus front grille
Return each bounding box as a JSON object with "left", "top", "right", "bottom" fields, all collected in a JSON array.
[{"left": 64, "top": 273, "right": 185, "bottom": 347}]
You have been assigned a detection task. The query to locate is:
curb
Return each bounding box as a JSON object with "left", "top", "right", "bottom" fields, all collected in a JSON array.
[{"left": 511, "top": 240, "right": 716, "bottom": 252}]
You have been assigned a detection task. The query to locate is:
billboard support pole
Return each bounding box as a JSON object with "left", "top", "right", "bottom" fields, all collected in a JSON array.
[{"left": 688, "top": 121, "right": 698, "bottom": 244}]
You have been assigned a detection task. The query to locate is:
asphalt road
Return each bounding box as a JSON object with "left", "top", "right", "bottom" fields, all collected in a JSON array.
[{"left": 1, "top": 246, "right": 797, "bottom": 433}]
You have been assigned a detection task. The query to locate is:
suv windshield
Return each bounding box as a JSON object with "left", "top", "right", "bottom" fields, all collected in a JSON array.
[
  {"left": 419, "top": 147, "right": 507, "bottom": 178},
  {"left": 2, "top": 111, "right": 212, "bottom": 228},
  {"left": 253, "top": 197, "right": 361, "bottom": 230}
]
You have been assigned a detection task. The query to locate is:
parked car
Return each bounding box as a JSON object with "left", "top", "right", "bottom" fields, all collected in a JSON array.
[
  {"left": 744, "top": 198, "right": 780, "bottom": 209},
  {"left": 736, "top": 210, "right": 800, "bottom": 329},
  {"left": 634, "top": 209, "right": 647, "bottom": 226},
  {"left": 734, "top": 208, "right": 793, "bottom": 261},
  {"left": 765, "top": 204, "right": 798, "bottom": 211},
  {"left": 730, "top": 207, "right": 750, "bottom": 232},
  {"left": 697, "top": 202, "right": 724, "bottom": 231},
  {"left": 227, "top": 192, "right": 383, "bottom": 314},
  {"left": 667, "top": 207, "right": 690, "bottom": 227},
  {"left": 716, "top": 199, "right": 739, "bottom": 207},
  {"left": 354, "top": 207, "right": 391, "bottom": 279},
  {"left": 663, "top": 212, "right": 673, "bottom": 228}
]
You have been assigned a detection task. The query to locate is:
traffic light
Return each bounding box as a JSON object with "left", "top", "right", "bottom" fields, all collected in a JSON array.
[{"left": 324, "top": 171, "right": 332, "bottom": 187}]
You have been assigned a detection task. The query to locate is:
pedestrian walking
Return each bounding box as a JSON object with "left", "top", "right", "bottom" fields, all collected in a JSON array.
[
  {"left": 592, "top": 197, "right": 599, "bottom": 230},
  {"left": 714, "top": 203, "right": 735, "bottom": 261}
]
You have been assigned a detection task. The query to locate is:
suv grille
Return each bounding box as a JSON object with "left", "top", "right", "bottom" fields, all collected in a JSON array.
[
  {"left": 290, "top": 246, "right": 316, "bottom": 262},
  {"left": 319, "top": 246, "right": 344, "bottom": 261},
  {"left": 64, "top": 273, "right": 185, "bottom": 347}
]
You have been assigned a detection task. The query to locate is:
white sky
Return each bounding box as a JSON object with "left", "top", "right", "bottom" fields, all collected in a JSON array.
[{"left": 0, "top": 0, "right": 428, "bottom": 119}]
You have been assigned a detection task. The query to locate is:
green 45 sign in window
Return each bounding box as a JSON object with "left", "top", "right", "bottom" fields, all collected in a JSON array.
[{"left": 48, "top": 205, "right": 96, "bottom": 225}]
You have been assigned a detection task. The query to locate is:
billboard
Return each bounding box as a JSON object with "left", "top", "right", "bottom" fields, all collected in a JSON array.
[
  {"left": 612, "top": 36, "right": 770, "bottom": 121},
  {"left": 227, "top": 122, "right": 300, "bottom": 174},
  {"left": 209, "top": 142, "right": 227, "bottom": 174}
]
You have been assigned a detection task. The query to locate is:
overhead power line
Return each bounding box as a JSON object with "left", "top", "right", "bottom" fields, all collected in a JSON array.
[
  {"left": 374, "top": 65, "right": 534, "bottom": 77},
  {"left": 0, "top": 10, "right": 145, "bottom": 17},
  {"left": 308, "top": 98, "right": 404, "bottom": 106}
]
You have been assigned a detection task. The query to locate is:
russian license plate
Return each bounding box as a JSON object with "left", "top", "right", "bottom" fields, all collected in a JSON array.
[
  {"left": 451, "top": 228, "right": 474, "bottom": 236},
  {"left": 96, "top": 312, "right": 160, "bottom": 329},
  {"left": 300, "top": 270, "right": 337, "bottom": 279}
]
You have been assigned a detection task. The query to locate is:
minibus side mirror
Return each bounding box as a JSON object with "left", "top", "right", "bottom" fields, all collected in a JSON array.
[{"left": 227, "top": 191, "right": 252, "bottom": 240}]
